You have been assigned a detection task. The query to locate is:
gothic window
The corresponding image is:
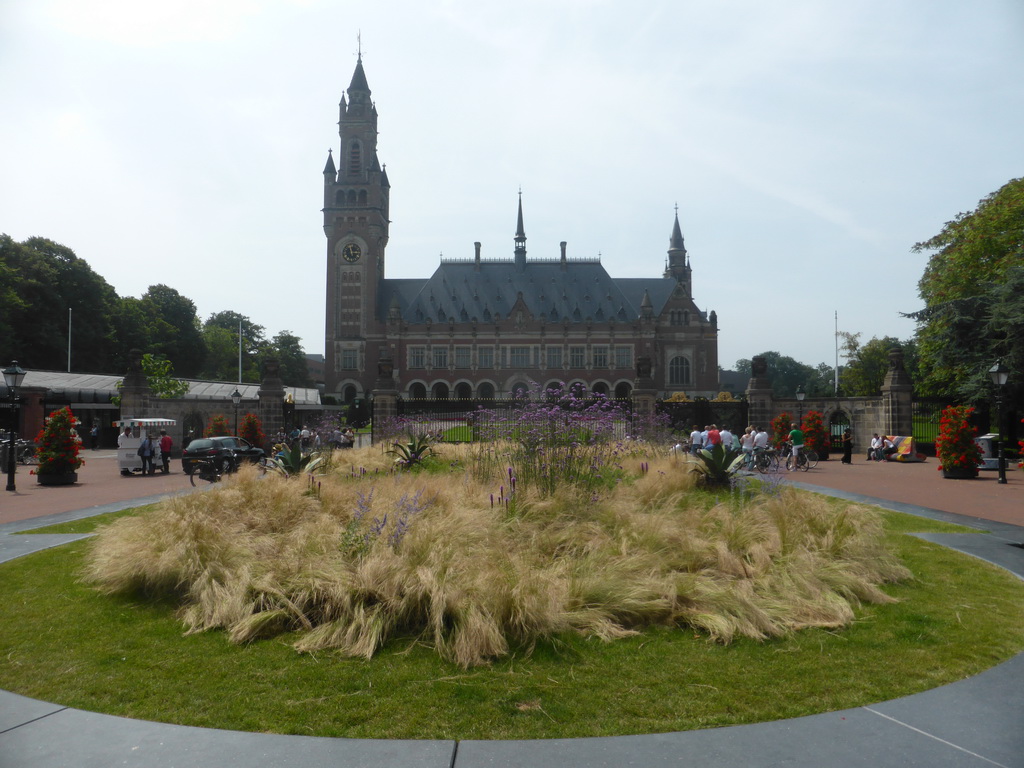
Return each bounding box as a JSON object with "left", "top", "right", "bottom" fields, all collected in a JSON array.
[
  {"left": 409, "top": 382, "right": 426, "bottom": 399},
  {"left": 668, "top": 355, "right": 691, "bottom": 386},
  {"left": 614, "top": 382, "right": 632, "bottom": 399},
  {"left": 478, "top": 347, "right": 494, "bottom": 369},
  {"left": 592, "top": 346, "right": 608, "bottom": 368},
  {"left": 347, "top": 190, "right": 357, "bottom": 205},
  {"left": 336, "top": 190, "right": 345, "bottom": 205},
  {"left": 455, "top": 382, "right": 472, "bottom": 399},
  {"left": 358, "top": 190, "right": 368, "bottom": 205},
  {"left": 342, "top": 384, "right": 357, "bottom": 404},
  {"left": 431, "top": 382, "right": 449, "bottom": 399},
  {"left": 432, "top": 347, "right": 448, "bottom": 369},
  {"left": 683, "top": 310, "right": 690, "bottom": 325},
  {"left": 454, "top": 346, "right": 472, "bottom": 368},
  {"left": 348, "top": 141, "right": 362, "bottom": 175},
  {"left": 509, "top": 346, "right": 530, "bottom": 368},
  {"left": 592, "top": 381, "right": 609, "bottom": 396},
  {"left": 478, "top": 381, "right": 496, "bottom": 400},
  {"left": 569, "top": 346, "right": 586, "bottom": 368},
  {"left": 341, "top": 349, "right": 358, "bottom": 369}
]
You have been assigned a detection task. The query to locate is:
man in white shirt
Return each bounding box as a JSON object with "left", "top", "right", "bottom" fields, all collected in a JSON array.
[
  {"left": 719, "top": 427, "right": 734, "bottom": 450},
  {"left": 753, "top": 428, "right": 769, "bottom": 449},
  {"left": 689, "top": 426, "right": 703, "bottom": 455},
  {"left": 868, "top": 433, "right": 882, "bottom": 461}
]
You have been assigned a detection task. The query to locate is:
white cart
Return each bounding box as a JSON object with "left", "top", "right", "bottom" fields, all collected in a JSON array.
[{"left": 115, "top": 418, "right": 177, "bottom": 475}]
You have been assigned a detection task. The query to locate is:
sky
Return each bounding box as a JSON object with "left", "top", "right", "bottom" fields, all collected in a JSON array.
[{"left": 2, "top": 0, "right": 1023, "bottom": 374}]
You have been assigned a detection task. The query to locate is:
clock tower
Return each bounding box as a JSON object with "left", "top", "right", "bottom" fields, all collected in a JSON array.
[{"left": 323, "top": 53, "right": 390, "bottom": 394}]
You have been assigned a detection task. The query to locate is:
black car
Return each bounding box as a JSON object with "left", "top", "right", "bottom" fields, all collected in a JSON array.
[{"left": 181, "top": 436, "right": 265, "bottom": 475}]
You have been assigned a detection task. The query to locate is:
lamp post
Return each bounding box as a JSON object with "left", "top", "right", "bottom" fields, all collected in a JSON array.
[
  {"left": 795, "top": 384, "right": 806, "bottom": 425},
  {"left": 231, "top": 388, "right": 242, "bottom": 436},
  {"left": 3, "top": 361, "right": 27, "bottom": 492},
  {"left": 988, "top": 361, "right": 1009, "bottom": 485}
]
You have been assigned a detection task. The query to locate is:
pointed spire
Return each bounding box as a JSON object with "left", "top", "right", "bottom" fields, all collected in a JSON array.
[
  {"left": 640, "top": 289, "right": 653, "bottom": 309},
  {"left": 514, "top": 189, "right": 527, "bottom": 269},
  {"left": 349, "top": 56, "right": 370, "bottom": 94},
  {"left": 670, "top": 204, "right": 685, "bottom": 251},
  {"left": 515, "top": 189, "right": 526, "bottom": 239},
  {"left": 323, "top": 148, "right": 336, "bottom": 176}
]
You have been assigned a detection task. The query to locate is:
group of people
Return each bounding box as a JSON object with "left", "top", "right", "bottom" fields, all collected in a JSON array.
[
  {"left": 867, "top": 433, "right": 896, "bottom": 462},
  {"left": 273, "top": 425, "right": 357, "bottom": 452},
  {"left": 686, "top": 422, "right": 812, "bottom": 471},
  {"left": 119, "top": 426, "right": 173, "bottom": 475}
]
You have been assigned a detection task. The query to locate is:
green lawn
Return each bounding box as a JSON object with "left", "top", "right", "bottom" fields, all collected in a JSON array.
[{"left": 1, "top": 507, "right": 1021, "bottom": 740}]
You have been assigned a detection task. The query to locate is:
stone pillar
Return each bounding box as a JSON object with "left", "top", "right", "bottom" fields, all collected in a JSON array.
[
  {"left": 881, "top": 348, "right": 914, "bottom": 437},
  {"left": 258, "top": 357, "right": 286, "bottom": 443},
  {"left": 744, "top": 355, "right": 774, "bottom": 431},
  {"left": 119, "top": 348, "right": 153, "bottom": 417},
  {"left": 631, "top": 355, "right": 658, "bottom": 435},
  {"left": 371, "top": 354, "right": 399, "bottom": 444}
]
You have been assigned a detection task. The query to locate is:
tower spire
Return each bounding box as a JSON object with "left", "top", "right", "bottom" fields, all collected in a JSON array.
[
  {"left": 514, "top": 190, "right": 527, "bottom": 269},
  {"left": 666, "top": 205, "right": 691, "bottom": 290}
]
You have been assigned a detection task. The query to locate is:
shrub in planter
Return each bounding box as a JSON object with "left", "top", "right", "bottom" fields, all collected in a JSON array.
[
  {"left": 206, "top": 415, "right": 230, "bottom": 437},
  {"left": 936, "top": 405, "right": 982, "bottom": 477},
  {"left": 801, "top": 410, "right": 829, "bottom": 459},
  {"left": 239, "top": 413, "right": 265, "bottom": 449},
  {"left": 32, "top": 407, "right": 84, "bottom": 478},
  {"left": 771, "top": 412, "right": 792, "bottom": 448}
]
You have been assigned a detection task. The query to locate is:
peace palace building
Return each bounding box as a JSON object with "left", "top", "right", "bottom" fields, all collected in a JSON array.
[{"left": 322, "top": 57, "right": 720, "bottom": 402}]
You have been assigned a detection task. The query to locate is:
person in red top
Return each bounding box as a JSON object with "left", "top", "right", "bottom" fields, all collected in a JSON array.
[
  {"left": 706, "top": 425, "right": 721, "bottom": 447},
  {"left": 159, "top": 429, "right": 173, "bottom": 474}
]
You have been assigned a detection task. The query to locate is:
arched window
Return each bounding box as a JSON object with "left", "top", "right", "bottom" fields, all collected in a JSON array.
[
  {"left": 510, "top": 382, "right": 530, "bottom": 398},
  {"left": 348, "top": 141, "right": 362, "bottom": 175},
  {"left": 431, "top": 382, "right": 449, "bottom": 399},
  {"left": 336, "top": 190, "right": 345, "bottom": 205},
  {"left": 409, "top": 382, "right": 426, "bottom": 399},
  {"left": 347, "top": 190, "right": 357, "bottom": 205},
  {"left": 614, "top": 382, "right": 632, "bottom": 400},
  {"left": 683, "top": 310, "right": 690, "bottom": 325},
  {"left": 668, "top": 356, "right": 691, "bottom": 386},
  {"left": 358, "top": 189, "right": 368, "bottom": 205},
  {"left": 342, "top": 384, "right": 357, "bottom": 404},
  {"left": 455, "top": 382, "right": 472, "bottom": 400},
  {"left": 592, "top": 381, "right": 609, "bottom": 396},
  {"left": 478, "top": 382, "right": 496, "bottom": 400}
]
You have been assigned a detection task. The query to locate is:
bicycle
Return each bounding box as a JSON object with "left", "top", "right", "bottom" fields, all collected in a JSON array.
[
  {"left": 785, "top": 445, "right": 814, "bottom": 472},
  {"left": 753, "top": 446, "right": 780, "bottom": 474},
  {"left": 188, "top": 458, "right": 223, "bottom": 487},
  {"left": 16, "top": 440, "right": 38, "bottom": 465}
]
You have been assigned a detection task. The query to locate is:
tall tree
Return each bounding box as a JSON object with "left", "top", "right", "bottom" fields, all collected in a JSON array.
[
  {"left": 267, "top": 331, "right": 313, "bottom": 388},
  {"left": 138, "top": 285, "right": 207, "bottom": 377},
  {"left": 910, "top": 178, "right": 1024, "bottom": 402},
  {"left": 838, "top": 334, "right": 919, "bottom": 396},
  {"left": 733, "top": 352, "right": 824, "bottom": 398},
  {"left": 201, "top": 311, "right": 266, "bottom": 381}
]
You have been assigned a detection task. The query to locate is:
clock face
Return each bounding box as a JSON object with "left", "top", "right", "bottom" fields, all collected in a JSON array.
[{"left": 342, "top": 243, "right": 362, "bottom": 263}]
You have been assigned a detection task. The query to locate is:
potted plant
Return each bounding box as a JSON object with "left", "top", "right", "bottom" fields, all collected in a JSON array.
[
  {"left": 32, "top": 406, "right": 85, "bottom": 485},
  {"left": 935, "top": 405, "right": 982, "bottom": 479},
  {"left": 801, "top": 410, "right": 829, "bottom": 460}
]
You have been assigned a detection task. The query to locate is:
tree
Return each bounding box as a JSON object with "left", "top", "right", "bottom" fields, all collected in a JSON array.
[
  {"left": 267, "top": 331, "right": 313, "bottom": 388},
  {"left": 911, "top": 178, "right": 1024, "bottom": 401},
  {"left": 734, "top": 352, "right": 822, "bottom": 398},
  {"left": 201, "top": 311, "right": 267, "bottom": 382},
  {"left": 0, "top": 236, "right": 119, "bottom": 371},
  {"left": 838, "top": 334, "right": 919, "bottom": 396},
  {"left": 138, "top": 285, "right": 207, "bottom": 377}
]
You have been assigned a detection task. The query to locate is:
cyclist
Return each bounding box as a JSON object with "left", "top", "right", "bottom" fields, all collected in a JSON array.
[{"left": 788, "top": 422, "right": 805, "bottom": 471}]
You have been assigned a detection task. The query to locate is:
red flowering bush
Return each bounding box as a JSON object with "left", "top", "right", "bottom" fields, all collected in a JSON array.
[
  {"left": 239, "top": 412, "right": 265, "bottom": 449},
  {"left": 771, "top": 412, "right": 792, "bottom": 448},
  {"left": 33, "top": 407, "right": 84, "bottom": 476},
  {"left": 1018, "top": 418, "right": 1023, "bottom": 470},
  {"left": 935, "top": 405, "right": 982, "bottom": 474},
  {"left": 205, "top": 415, "right": 230, "bottom": 437},
  {"left": 801, "top": 410, "right": 829, "bottom": 457}
]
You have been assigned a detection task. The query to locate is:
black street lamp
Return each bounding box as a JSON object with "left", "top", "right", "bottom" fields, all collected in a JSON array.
[
  {"left": 988, "top": 361, "right": 1009, "bottom": 485},
  {"left": 3, "top": 361, "right": 27, "bottom": 492},
  {"left": 795, "top": 384, "right": 806, "bottom": 425},
  {"left": 231, "top": 388, "right": 242, "bottom": 436}
]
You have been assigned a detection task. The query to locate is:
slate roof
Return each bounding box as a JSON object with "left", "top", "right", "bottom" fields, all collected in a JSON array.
[{"left": 377, "top": 260, "right": 696, "bottom": 326}]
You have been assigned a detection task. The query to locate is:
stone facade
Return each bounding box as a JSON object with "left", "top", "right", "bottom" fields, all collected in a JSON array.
[{"left": 322, "top": 57, "right": 720, "bottom": 403}]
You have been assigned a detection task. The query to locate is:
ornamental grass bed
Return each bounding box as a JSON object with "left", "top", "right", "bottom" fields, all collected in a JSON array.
[{"left": 83, "top": 444, "right": 910, "bottom": 669}]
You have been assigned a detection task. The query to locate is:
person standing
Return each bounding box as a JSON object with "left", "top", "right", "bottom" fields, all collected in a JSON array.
[
  {"left": 841, "top": 429, "right": 853, "bottom": 464},
  {"left": 159, "top": 429, "right": 173, "bottom": 474},
  {"left": 138, "top": 432, "right": 156, "bottom": 476},
  {"left": 788, "top": 422, "right": 805, "bottom": 470},
  {"left": 689, "top": 425, "right": 703, "bottom": 455},
  {"left": 90, "top": 423, "right": 99, "bottom": 450}
]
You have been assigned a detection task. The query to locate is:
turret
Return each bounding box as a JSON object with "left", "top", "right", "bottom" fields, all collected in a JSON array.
[{"left": 514, "top": 192, "right": 527, "bottom": 270}]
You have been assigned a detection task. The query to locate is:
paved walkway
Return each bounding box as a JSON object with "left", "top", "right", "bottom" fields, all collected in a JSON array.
[{"left": 1, "top": 454, "right": 1022, "bottom": 767}]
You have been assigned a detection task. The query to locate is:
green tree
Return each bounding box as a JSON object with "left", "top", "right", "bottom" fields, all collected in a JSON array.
[
  {"left": 911, "top": 178, "right": 1024, "bottom": 401},
  {"left": 138, "top": 285, "right": 207, "bottom": 377},
  {"left": 0, "top": 236, "right": 119, "bottom": 371},
  {"left": 734, "top": 352, "right": 821, "bottom": 398},
  {"left": 201, "top": 311, "right": 266, "bottom": 382},
  {"left": 838, "top": 334, "right": 919, "bottom": 396},
  {"left": 265, "top": 331, "right": 313, "bottom": 388}
]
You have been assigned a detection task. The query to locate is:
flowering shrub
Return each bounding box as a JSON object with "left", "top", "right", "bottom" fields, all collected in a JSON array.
[
  {"left": 935, "top": 405, "right": 982, "bottom": 474},
  {"left": 771, "top": 412, "right": 792, "bottom": 448},
  {"left": 1017, "top": 418, "right": 1023, "bottom": 470},
  {"left": 33, "top": 407, "right": 84, "bottom": 476},
  {"left": 239, "top": 413, "right": 265, "bottom": 449},
  {"left": 801, "top": 411, "right": 828, "bottom": 456},
  {"left": 205, "top": 415, "right": 230, "bottom": 437}
]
